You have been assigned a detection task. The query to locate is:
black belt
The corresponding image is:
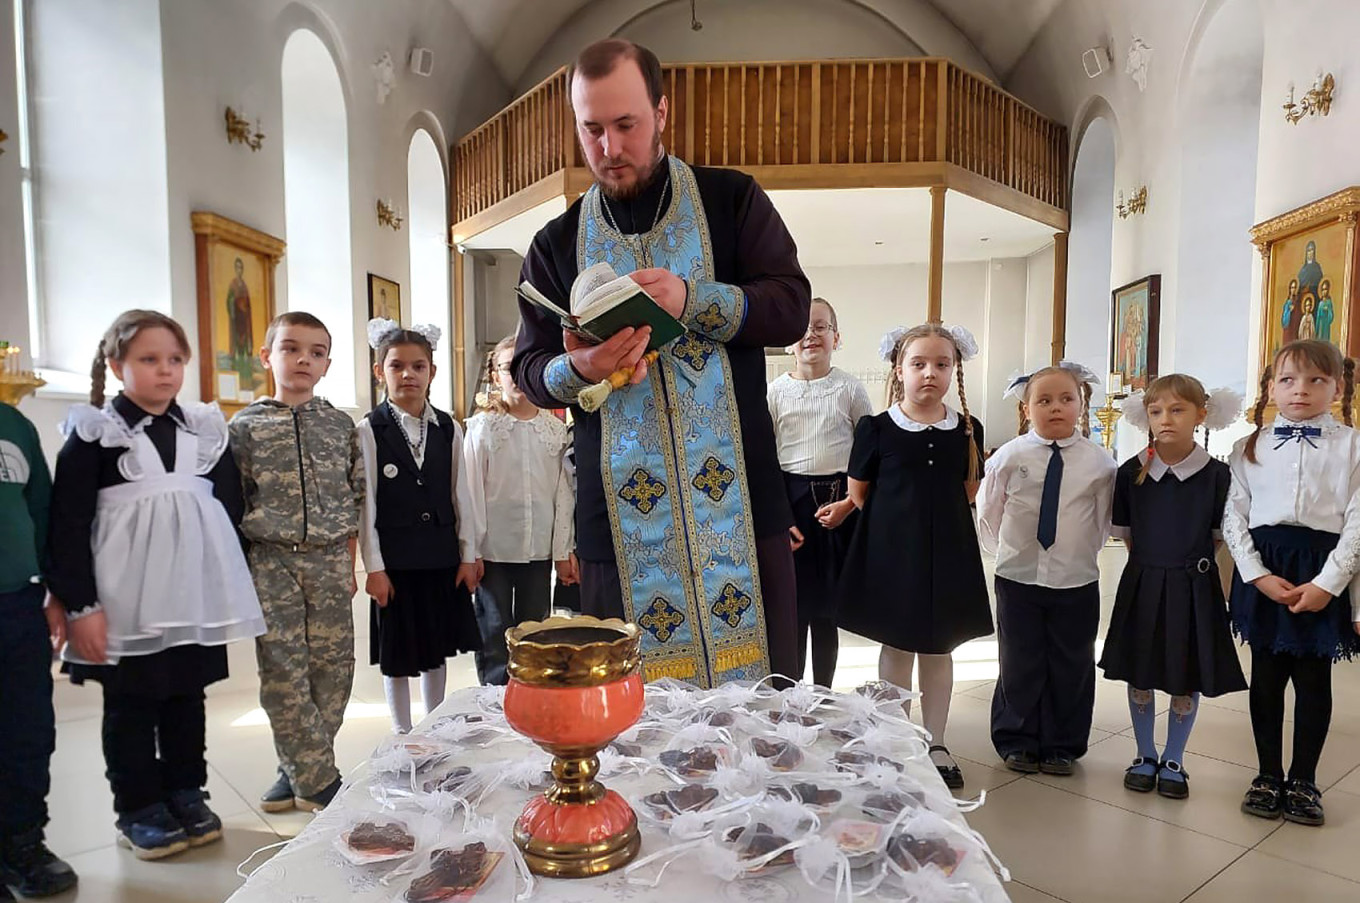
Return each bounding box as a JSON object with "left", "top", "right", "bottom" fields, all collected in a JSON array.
[{"left": 1131, "top": 555, "right": 1214, "bottom": 574}]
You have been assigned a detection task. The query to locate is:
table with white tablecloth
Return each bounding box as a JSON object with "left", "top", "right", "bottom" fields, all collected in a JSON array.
[{"left": 226, "top": 681, "right": 1011, "bottom": 903}]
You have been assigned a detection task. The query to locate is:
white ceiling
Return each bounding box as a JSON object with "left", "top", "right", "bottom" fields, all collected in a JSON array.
[
  {"left": 460, "top": 187, "right": 1055, "bottom": 267},
  {"left": 447, "top": 0, "right": 1062, "bottom": 89}
]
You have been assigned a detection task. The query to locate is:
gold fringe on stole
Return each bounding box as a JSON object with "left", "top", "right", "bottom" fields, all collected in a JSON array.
[
  {"left": 644, "top": 659, "right": 698, "bottom": 682},
  {"left": 715, "top": 643, "right": 765, "bottom": 675}
]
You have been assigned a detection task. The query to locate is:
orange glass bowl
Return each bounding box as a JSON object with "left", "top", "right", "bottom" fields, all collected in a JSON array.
[{"left": 503, "top": 616, "right": 645, "bottom": 878}]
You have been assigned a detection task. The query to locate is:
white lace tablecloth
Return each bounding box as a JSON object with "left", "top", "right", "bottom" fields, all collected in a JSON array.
[{"left": 226, "top": 683, "right": 1010, "bottom": 903}]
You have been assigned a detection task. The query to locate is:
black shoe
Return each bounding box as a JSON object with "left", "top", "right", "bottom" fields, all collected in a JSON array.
[
  {"left": 115, "top": 803, "right": 191, "bottom": 860},
  {"left": 1039, "top": 752, "right": 1075, "bottom": 776},
  {"left": 295, "top": 776, "right": 343, "bottom": 813},
  {"left": 1003, "top": 751, "right": 1041, "bottom": 774},
  {"left": 0, "top": 828, "right": 78, "bottom": 897},
  {"left": 1283, "top": 778, "right": 1325, "bottom": 826},
  {"left": 1123, "top": 757, "right": 1159, "bottom": 793},
  {"left": 1241, "top": 774, "right": 1284, "bottom": 820},
  {"left": 1157, "top": 761, "right": 1190, "bottom": 799},
  {"left": 929, "top": 745, "right": 965, "bottom": 790},
  {"left": 167, "top": 789, "right": 223, "bottom": 847},
  {"left": 260, "top": 768, "right": 295, "bottom": 813}
]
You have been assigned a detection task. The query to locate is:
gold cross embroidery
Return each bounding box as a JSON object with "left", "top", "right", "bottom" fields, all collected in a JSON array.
[
  {"left": 711, "top": 583, "right": 752, "bottom": 628},
  {"left": 619, "top": 468, "right": 666, "bottom": 514},
  {"left": 639, "top": 598, "right": 684, "bottom": 642},
  {"left": 695, "top": 301, "right": 728, "bottom": 333},
  {"left": 691, "top": 456, "right": 735, "bottom": 502}
]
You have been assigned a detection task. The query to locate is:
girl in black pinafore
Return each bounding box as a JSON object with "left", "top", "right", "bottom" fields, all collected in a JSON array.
[
  {"left": 1098, "top": 375, "right": 1246, "bottom": 801},
  {"left": 835, "top": 323, "right": 993, "bottom": 790},
  {"left": 358, "top": 321, "right": 482, "bottom": 734}
]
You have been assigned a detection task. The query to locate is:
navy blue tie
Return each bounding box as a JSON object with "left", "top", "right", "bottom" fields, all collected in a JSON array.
[{"left": 1037, "top": 442, "right": 1063, "bottom": 550}]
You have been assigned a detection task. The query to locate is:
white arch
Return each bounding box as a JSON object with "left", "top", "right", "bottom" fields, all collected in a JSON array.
[
  {"left": 1172, "top": 0, "right": 1263, "bottom": 396},
  {"left": 1065, "top": 115, "right": 1116, "bottom": 409},
  {"left": 281, "top": 26, "right": 356, "bottom": 406},
  {"left": 407, "top": 126, "right": 453, "bottom": 411}
]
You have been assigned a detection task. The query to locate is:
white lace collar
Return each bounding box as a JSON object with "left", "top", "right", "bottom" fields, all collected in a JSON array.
[
  {"left": 1142, "top": 444, "right": 1211, "bottom": 481},
  {"left": 888, "top": 404, "right": 958, "bottom": 432}
]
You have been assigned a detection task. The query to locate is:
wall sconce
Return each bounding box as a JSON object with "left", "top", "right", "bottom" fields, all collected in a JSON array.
[
  {"left": 377, "top": 199, "right": 404, "bottom": 231},
  {"left": 225, "top": 107, "right": 265, "bottom": 151},
  {"left": 1284, "top": 73, "right": 1335, "bottom": 124},
  {"left": 1116, "top": 186, "right": 1148, "bottom": 219}
]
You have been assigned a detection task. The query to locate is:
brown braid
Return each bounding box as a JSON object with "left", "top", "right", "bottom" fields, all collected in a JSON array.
[
  {"left": 1343, "top": 357, "right": 1356, "bottom": 426},
  {"left": 1134, "top": 429, "right": 1155, "bottom": 485},
  {"left": 90, "top": 310, "right": 191, "bottom": 407},
  {"left": 1244, "top": 365, "right": 1273, "bottom": 464},
  {"left": 1079, "top": 383, "right": 1093, "bottom": 437},
  {"left": 954, "top": 358, "right": 981, "bottom": 484},
  {"left": 1017, "top": 402, "right": 1029, "bottom": 435}
]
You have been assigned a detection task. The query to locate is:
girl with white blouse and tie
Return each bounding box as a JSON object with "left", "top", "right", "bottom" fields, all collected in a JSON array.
[
  {"left": 358, "top": 321, "right": 482, "bottom": 734},
  {"left": 766, "top": 299, "right": 873, "bottom": 686},
  {"left": 464, "top": 336, "right": 576, "bottom": 686},
  {"left": 1226, "top": 339, "right": 1360, "bottom": 827},
  {"left": 977, "top": 362, "right": 1116, "bottom": 777}
]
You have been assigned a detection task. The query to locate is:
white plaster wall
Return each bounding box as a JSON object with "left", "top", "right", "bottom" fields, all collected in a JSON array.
[
  {"left": 983, "top": 258, "right": 1030, "bottom": 447},
  {"left": 1065, "top": 116, "right": 1115, "bottom": 405},
  {"left": 514, "top": 0, "right": 993, "bottom": 95},
  {"left": 1, "top": 0, "right": 509, "bottom": 455},
  {"left": 1024, "top": 242, "right": 1056, "bottom": 371},
  {"left": 407, "top": 129, "right": 453, "bottom": 412}
]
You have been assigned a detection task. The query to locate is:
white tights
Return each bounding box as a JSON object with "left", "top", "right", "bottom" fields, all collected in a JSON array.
[
  {"left": 878, "top": 647, "right": 955, "bottom": 765},
  {"left": 383, "top": 665, "right": 448, "bottom": 733}
]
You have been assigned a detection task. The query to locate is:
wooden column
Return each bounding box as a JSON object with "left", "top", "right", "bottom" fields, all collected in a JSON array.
[
  {"left": 927, "top": 185, "right": 946, "bottom": 323},
  {"left": 1050, "top": 231, "right": 1069, "bottom": 364},
  {"left": 453, "top": 245, "right": 467, "bottom": 419}
]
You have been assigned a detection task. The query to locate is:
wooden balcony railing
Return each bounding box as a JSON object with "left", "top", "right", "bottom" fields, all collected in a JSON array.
[{"left": 452, "top": 58, "right": 1068, "bottom": 234}]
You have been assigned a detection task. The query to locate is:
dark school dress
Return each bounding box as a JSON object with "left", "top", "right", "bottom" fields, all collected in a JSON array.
[
  {"left": 1098, "top": 454, "right": 1247, "bottom": 697},
  {"left": 836, "top": 410, "right": 993, "bottom": 653},
  {"left": 367, "top": 403, "right": 480, "bottom": 678}
]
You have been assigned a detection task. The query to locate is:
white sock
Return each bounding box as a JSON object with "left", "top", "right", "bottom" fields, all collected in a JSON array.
[
  {"left": 384, "top": 676, "right": 413, "bottom": 733},
  {"left": 420, "top": 665, "right": 447, "bottom": 721},
  {"left": 918, "top": 654, "right": 955, "bottom": 765}
]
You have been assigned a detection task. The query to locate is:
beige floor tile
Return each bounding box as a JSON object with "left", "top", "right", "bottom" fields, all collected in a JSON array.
[
  {"left": 60, "top": 811, "right": 279, "bottom": 903},
  {"left": 965, "top": 778, "right": 1246, "bottom": 903},
  {"left": 952, "top": 755, "right": 1027, "bottom": 797},
  {"left": 1132, "top": 697, "right": 1360, "bottom": 788},
  {"left": 1254, "top": 787, "right": 1360, "bottom": 884},
  {"left": 1003, "top": 881, "right": 1067, "bottom": 903},
  {"left": 1332, "top": 764, "right": 1360, "bottom": 795},
  {"left": 1183, "top": 850, "right": 1360, "bottom": 903},
  {"left": 927, "top": 690, "right": 1114, "bottom": 770},
  {"left": 1029, "top": 734, "right": 1282, "bottom": 847}
]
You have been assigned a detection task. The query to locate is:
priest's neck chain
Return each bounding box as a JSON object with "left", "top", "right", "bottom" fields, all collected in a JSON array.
[{"left": 601, "top": 165, "right": 671, "bottom": 265}]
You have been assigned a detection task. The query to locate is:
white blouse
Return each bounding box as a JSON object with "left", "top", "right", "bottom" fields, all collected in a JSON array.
[
  {"left": 977, "top": 428, "right": 1117, "bottom": 589},
  {"left": 766, "top": 368, "right": 875, "bottom": 475},
  {"left": 356, "top": 404, "right": 478, "bottom": 573},
  {"left": 463, "top": 410, "right": 574, "bottom": 564},
  {"left": 1223, "top": 413, "right": 1360, "bottom": 609}
]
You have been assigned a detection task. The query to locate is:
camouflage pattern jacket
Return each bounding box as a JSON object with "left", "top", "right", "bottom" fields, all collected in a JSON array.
[{"left": 229, "top": 397, "right": 364, "bottom": 546}]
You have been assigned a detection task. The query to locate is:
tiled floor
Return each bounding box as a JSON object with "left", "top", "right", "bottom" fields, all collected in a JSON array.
[{"left": 36, "top": 547, "right": 1360, "bottom": 902}]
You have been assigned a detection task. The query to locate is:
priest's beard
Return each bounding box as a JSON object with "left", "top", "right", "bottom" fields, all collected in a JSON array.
[{"left": 596, "top": 125, "right": 664, "bottom": 202}]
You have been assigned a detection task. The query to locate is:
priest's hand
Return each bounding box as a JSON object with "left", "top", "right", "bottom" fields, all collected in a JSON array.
[
  {"left": 631, "top": 268, "right": 687, "bottom": 318},
  {"left": 816, "top": 499, "right": 856, "bottom": 530},
  {"left": 564, "top": 326, "right": 652, "bottom": 385},
  {"left": 789, "top": 526, "right": 805, "bottom": 552}
]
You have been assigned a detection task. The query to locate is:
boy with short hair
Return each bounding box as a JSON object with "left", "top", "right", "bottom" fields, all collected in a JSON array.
[
  {"left": 229, "top": 312, "right": 364, "bottom": 813},
  {"left": 0, "top": 402, "right": 77, "bottom": 898}
]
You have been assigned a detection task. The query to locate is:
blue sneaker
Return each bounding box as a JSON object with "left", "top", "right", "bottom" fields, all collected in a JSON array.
[
  {"left": 115, "top": 803, "right": 190, "bottom": 860},
  {"left": 167, "top": 789, "right": 223, "bottom": 847}
]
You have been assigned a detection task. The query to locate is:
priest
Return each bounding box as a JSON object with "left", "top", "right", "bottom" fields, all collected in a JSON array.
[{"left": 512, "top": 39, "right": 810, "bottom": 688}]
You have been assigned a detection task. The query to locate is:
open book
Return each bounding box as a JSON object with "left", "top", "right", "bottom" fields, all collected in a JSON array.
[{"left": 516, "top": 262, "right": 686, "bottom": 352}]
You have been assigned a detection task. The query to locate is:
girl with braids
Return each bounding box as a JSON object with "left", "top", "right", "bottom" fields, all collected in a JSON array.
[
  {"left": 1225, "top": 339, "right": 1360, "bottom": 827},
  {"left": 766, "top": 298, "right": 873, "bottom": 687},
  {"left": 978, "top": 361, "right": 1114, "bottom": 777},
  {"left": 464, "top": 335, "right": 576, "bottom": 686},
  {"left": 1098, "top": 375, "right": 1246, "bottom": 801},
  {"left": 835, "top": 323, "right": 992, "bottom": 790},
  {"left": 46, "top": 310, "right": 264, "bottom": 859},
  {"left": 358, "top": 320, "right": 483, "bottom": 734}
]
